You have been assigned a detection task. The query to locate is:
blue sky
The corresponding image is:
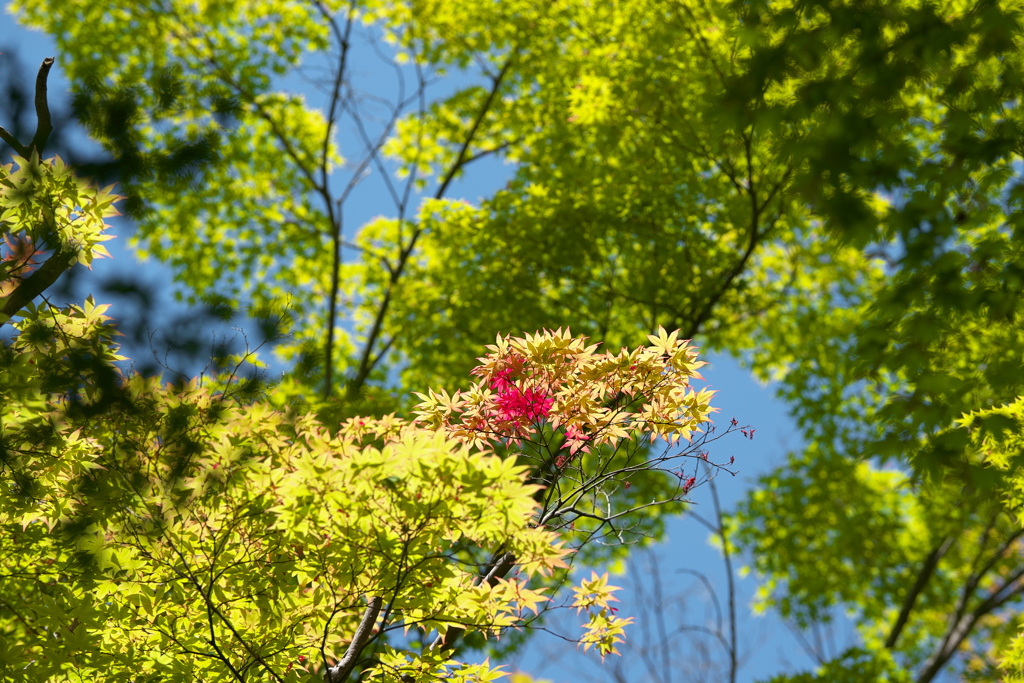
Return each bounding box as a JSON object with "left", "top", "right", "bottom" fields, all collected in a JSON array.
[{"left": 0, "top": 7, "right": 835, "bottom": 681}]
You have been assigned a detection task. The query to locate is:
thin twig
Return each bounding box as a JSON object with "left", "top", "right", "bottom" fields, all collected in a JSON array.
[{"left": 707, "top": 474, "right": 739, "bottom": 683}]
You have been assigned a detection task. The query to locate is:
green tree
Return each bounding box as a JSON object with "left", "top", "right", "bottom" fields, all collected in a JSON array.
[
  {"left": 0, "top": 80, "right": 733, "bottom": 680},
  {"left": 0, "top": 149, "right": 726, "bottom": 680},
  {"left": 8, "top": 0, "right": 1024, "bottom": 681}
]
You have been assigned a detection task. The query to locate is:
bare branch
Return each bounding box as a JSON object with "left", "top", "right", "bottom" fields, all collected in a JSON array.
[
  {"left": 30, "top": 57, "right": 55, "bottom": 154},
  {"left": 0, "top": 57, "right": 54, "bottom": 158}
]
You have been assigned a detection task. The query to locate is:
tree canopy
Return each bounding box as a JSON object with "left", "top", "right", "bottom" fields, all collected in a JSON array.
[{"left": 4, "top": 0, "right": 1024, "bottom": 681}]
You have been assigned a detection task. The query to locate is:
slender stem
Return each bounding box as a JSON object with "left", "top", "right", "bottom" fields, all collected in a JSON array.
[
  {"left": 707, "top": 475, "right": 738, "bottom": 683},
  {"left": 316, "top": 0, "right": 358, "bottom": 398}
]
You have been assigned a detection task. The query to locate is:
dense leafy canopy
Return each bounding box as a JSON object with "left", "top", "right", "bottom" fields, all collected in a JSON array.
[
  {"left": 5, "top": 0, "right": 1024, "bottom": 681},
  {"left": 0, "top": 153, "right": 721, "bottom": 681},
  {"left": 0, "top": 178, "right": 719, "bottom": 679}
]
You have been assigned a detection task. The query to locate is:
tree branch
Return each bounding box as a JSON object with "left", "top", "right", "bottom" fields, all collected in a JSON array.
[
  {"left": 30, "top": 57, "right": 55, "bottom": 154},
  {"left": 707, "top": 475, "right": 739, "bottom": 683},
  {"left": 324, "top": 596, "right": 383, "bottom": 683},
  {"left": 347, "top": 54, "right": 516, "bottom": 398},
  {"left": 676, "top": 140, "right": 791, "bottom": 340},
  {"left": 0, "top": 58, "right": 69, "bottom": 325},
  {"left": 0, "top": 58, "right": 54, "bottom": 159},
  {"left": 315, "top": 0, "right": 358, "bottom": 399},
  {"left": 0, "top": 124, "right": 28, "bottom": 158},
  {"left": 915, "top": 526, "right": 1024, "bottom": 682},
  {"left": 916, "top": 573, "right": 1024, "bottom": 683},
  {"left": 431, "top": 551, "right": 517, "bottom": 653},
  {"left": 885, "top": 535, "right": 954, "bottom": 649},
  {"left": 0, "top": 244, "right": 75, "bottom": 322}
]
